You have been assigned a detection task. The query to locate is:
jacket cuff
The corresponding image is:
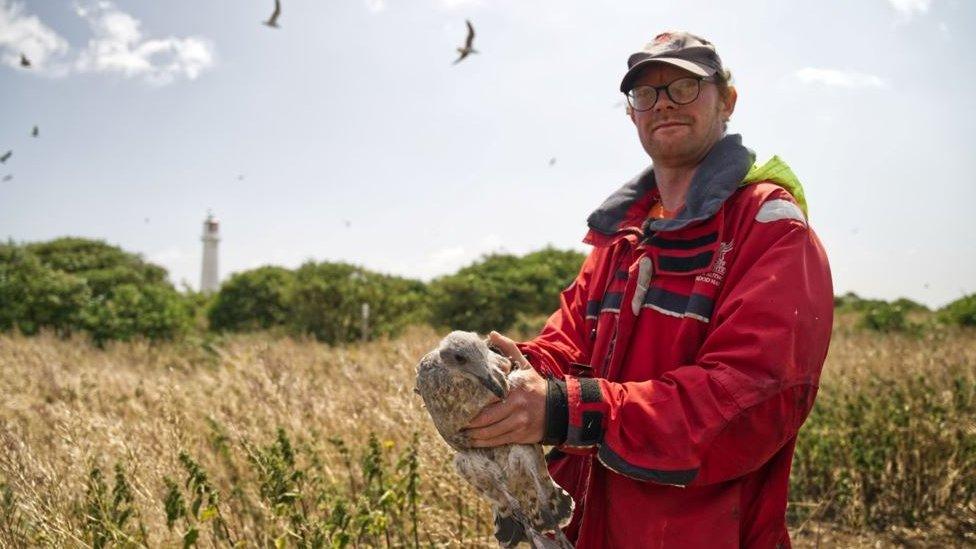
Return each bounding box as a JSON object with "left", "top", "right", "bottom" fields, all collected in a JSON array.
[
  {"left": 563, "top": 376, "right": 609, "bottom": 448},
  {"left": 542, "top": 378, "right": 568, "bottom": 445}
]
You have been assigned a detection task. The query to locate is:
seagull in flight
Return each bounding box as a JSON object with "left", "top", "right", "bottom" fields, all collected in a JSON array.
[
  {"left": 263, "top": 0, "right": 281, "bottom": 28},
  {"left": 454, "top": 20, "right": 478, "bottom": 64},
  {"left": 20, "top": 53, "right": 31, "bottom": 68},
  {"left": 548, "top": 157, "right": 556, "bottom": 167},
  {"left": 2, "top": 175, "right": 12, "bottom": 182},
  {"left": 0, "top": 151, "right": 11, "bottom": 163},
  {"left": 31, "top": 126, "right": 39, "bottom": 138}
]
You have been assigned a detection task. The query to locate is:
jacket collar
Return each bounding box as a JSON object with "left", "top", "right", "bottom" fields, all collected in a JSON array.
[{"left": 585, "top": 134, "right": 755, "bottom": 240}]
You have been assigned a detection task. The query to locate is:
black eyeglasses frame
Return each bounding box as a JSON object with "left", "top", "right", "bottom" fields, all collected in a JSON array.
[{"left": 625, "top": 76, "right": 715, "bottom": 112}]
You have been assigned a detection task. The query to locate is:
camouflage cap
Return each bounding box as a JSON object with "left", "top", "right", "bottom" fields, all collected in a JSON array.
[{"left": 620, "top": 31, "right": 725, "bottom": 93}]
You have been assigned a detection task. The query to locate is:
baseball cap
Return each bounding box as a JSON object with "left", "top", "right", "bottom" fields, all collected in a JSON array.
[{"left": 620, "top": 31, "right": 725, "bottom": 93}]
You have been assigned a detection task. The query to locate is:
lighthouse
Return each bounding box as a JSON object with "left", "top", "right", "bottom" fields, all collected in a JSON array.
[{"left": 200, "top": 211, "right": 220, "bottom": 294}]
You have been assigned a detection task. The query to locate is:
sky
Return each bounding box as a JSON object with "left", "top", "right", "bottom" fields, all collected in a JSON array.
[{"left": 1, "top": 0, "right": 973, "bottom": 308}]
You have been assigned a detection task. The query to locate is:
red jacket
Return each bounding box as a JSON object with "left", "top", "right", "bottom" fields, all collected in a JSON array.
[{"left": 518, "top": 135, "right": 833, "bottom": 548}]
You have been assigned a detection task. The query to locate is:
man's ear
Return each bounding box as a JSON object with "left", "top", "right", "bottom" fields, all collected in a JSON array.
[{"left": 722, "top": 85, "right": 738, "bottom": 121}]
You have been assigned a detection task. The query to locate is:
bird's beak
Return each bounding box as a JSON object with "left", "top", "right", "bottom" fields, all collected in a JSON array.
[{"left": 477, "top": 368, "right": 508, "bottom": 399}]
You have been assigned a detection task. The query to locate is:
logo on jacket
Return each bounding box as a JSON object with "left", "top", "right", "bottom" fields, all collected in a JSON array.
[{"left": 696, "top": 240, "right": 733, "bottom": 287}]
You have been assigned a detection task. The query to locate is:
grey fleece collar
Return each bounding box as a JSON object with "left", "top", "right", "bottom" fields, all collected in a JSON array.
[{"left": 586, "top": 134, "right": 755, "bottom": 235}]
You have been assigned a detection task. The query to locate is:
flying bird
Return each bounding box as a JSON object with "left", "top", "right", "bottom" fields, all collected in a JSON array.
[
  {"left": 548, "top": 157, "right": 556, "bottom": 167},
  {"left": 453, "top": 20, "right": 478, "bottom": 64},
  {"left": 2, "top": 175, "right": 12, "bottom": 182},
  {"left": 31, "top": 125, "right": 38, "bottom": 138},
  {"left": 20, "top": 53, "right": 31, "bottom": 68},
  {"left": 0, "top": 151, "right": 11, "bottom": 163},
  {"left": 237, "top": 174, "right": 245, "bottom": 181},
  {"left": 415, "top": 331, "right": 574, "bottom": 548},
  {"left": 343, "top": 219, "right": 351, "bottom": 228},
  {"left": 263, "top": 0, "right": 281, "bottom": 28}
]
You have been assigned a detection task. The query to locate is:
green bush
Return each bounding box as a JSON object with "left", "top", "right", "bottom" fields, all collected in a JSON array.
[
  {"left": 835, "top": 292, "right": 887, "bottom": 312},
  {"left": 427, "top": 273, "right": 513, "bottom": 334},
  {"left": 860, "top": 302, "right": 908, "bottom": 332},
  {"left": 940, "top": 294, "right": 976, "bottom": 327},
  {"left": 288, "top": 261, "right": 428, "bottom": 344},
  {"left": 25, "top": 237, "right": 167, "bottom": 298},
  {"left": 2, "top": 238, "right": 589, "bottom": 344},
  {"left": 0, "top": 238, "right": 193, "bottom": 344},
  {"left": 427, "top": 246, "right": 585, "bottom": 333},
  {"left": 891, "top": 297, "right": 928, "bottom": 312},
  {"left": 208, "top": 266, "right": 296, "bottom": 332},
  {"left": 81, "top": 284, "right": 194, "bottom": 345},
  {"left": 0, "top": 243, "right": 91, "bottom": 336}
]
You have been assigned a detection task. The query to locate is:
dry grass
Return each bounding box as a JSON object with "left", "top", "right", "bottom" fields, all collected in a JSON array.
[
  {"left": 0, "top": 326, "right": 498, "bottom": 547},
  {"left": 0, "top": 317, "right": 973, "bottom": 547}
]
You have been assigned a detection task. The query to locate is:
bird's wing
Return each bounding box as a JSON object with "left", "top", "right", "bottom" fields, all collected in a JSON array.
[
  {"left": 465, "top": 20, "right": 475, "bottom": 49},
  {"left": 503, "top": 445, "right": 574, "bottom": 538},
  {"left": 266, "top": 0, "right": 281, "bottom": 25},
  {"left": 0, "top": 151, "right": 11, "bottom": 162}
]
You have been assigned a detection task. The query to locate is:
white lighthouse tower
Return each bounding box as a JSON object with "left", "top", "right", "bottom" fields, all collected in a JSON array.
[{"left": 200, "top": 211, "right": 220, "bottom": 294}]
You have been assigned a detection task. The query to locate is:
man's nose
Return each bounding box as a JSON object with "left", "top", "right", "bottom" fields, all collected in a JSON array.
[{"left": 653, "top": 91, "right": 677, "bottom": 112}]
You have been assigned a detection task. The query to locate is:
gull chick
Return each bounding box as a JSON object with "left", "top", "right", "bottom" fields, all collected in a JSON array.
[{"left": 416, "top": 331, "right": 573, "bottom": 548}]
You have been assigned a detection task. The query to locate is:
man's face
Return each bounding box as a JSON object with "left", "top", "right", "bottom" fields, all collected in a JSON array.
[{"left": 628, "top": 63, "right": 736, "bottom": 168}]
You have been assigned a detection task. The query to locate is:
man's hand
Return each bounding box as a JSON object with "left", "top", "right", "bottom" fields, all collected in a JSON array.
[{"left": 465, "top": 331, "right": 548, "bottom": 447}]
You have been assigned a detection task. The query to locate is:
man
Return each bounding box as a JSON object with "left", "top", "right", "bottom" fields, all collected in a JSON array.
[{"left": 464, "top": 31, "right": 833, "bottom": 547}]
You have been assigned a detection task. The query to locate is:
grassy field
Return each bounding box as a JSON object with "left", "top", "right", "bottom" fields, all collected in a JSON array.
[{"left": 1, "top": 316, "right": 974, "bottom": 547}]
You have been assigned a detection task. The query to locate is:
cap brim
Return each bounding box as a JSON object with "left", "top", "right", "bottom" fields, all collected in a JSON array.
[{"left": 620, "top": 57, "right": 712, "bottom": 92}]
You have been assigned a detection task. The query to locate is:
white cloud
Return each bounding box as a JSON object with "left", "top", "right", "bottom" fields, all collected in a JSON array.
[
  {"left": 888, "top": 0, "right": 933, "bottom": 18},
  {"left": 73, "top": 1, "right": 215, "bottom": 85},
  {"left": 794, "top": 67, "right": 887, "bottom": 89},
  {"left": 0, "top": 1, "right": 70, "bottom": 72},
  {"left": 364, "top": 0, "right": 386, "bottom": 13},
  {"left": 1, "top": 1, "right": 215, "bottom": 84}
]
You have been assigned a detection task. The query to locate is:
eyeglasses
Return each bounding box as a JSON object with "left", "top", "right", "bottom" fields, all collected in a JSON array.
[{"left": 625, "top": 76, "right": 712, "bottom": 112}]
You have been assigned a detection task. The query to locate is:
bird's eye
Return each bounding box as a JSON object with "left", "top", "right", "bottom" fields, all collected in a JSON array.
[{"left": 453, "top": 353, "right": 467, "bottom": 364}]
